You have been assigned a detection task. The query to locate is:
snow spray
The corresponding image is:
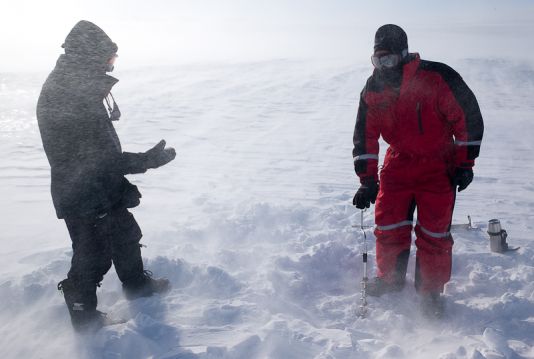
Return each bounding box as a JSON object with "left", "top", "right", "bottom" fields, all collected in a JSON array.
[{"left": 487, "top": 219, "right": 519, "bottom": 253}]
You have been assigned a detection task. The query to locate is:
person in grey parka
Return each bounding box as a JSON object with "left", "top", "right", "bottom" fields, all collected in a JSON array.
[{"left": 37, "top": 20, "right": 175, "bottom": 331}]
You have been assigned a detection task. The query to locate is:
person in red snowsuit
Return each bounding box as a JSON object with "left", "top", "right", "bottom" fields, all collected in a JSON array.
[{"left": 352, "top": 24, "right": 484, "bottom": 317}]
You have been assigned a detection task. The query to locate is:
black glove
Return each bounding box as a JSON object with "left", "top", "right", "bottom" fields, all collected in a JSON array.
[
  {"left": 144, "top": 140, "right": 176, "bottom": 169},
  {"left": 451, "top": 167, "right": 473, "bottom": 192},
  {"left": 353, "top": 180, "right": 379, "bottom": 209}
]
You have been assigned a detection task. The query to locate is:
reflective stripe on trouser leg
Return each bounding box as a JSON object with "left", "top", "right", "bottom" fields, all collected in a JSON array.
[
  {"left": 416, "top": 222, "right": 450, "bottom": 238},
  {"left": 376, "top": 220, "right": 414, "bottom": 231}
]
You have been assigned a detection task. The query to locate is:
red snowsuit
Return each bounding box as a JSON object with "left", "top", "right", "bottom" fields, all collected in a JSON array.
[{"left": 353, "top": 54, "right": 483, "bottom": 293}]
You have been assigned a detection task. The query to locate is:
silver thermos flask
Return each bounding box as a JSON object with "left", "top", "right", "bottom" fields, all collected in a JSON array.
[{"left": 487, "top": 219, "right": 507, "bottom": 253}]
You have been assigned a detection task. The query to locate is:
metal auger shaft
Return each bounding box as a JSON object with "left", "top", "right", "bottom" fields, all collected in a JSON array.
[{"left": 358, "top": 209, "right": 368, "bottom": 317}]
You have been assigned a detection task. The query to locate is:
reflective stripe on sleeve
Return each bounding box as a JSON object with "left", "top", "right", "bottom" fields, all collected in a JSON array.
[
  {"left": 416, "top": 222, "right": 451, "bottom": 238},
  {"left": 455, "top": 140, "right": 482, "bottom": 146},
  {"left": 353, "top": 154, "right": 379, "bottom": 162},
  {"left": 376, "top": 220, "right": 413, "bottom": 231}
]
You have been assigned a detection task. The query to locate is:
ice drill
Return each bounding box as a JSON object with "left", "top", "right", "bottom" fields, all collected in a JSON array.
[{"left": 359, "top": 209, "right": 368, "bottom": 317}]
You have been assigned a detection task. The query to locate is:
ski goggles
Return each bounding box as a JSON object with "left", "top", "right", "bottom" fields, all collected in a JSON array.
[{"left": 371, "top": 53, "right": 401, "bottom": 69}]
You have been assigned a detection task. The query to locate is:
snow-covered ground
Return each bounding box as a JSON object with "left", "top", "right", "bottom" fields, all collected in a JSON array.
[{"left": 1, "top": 56, "right": 533, "bottom": 359}]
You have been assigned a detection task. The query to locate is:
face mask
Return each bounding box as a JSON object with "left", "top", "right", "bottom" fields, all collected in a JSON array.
[
  {"left": 374, "top": 63, "right": 404, "bottom": 89},
  {"left": 105, "top": 63, "right": 114, "bottom": 72}
]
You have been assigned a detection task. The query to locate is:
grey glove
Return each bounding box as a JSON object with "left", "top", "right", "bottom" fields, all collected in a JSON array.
[{"left": 144, "top": 140, "right": 176, "bottom": 169}]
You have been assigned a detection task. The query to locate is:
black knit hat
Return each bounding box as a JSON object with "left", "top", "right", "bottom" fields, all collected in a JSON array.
[
  {"left": 374, "top": 24, "right": 408, "bottom": 56},
  {"left": 62, "top": 20, "right": 118, "bottom": 61}
]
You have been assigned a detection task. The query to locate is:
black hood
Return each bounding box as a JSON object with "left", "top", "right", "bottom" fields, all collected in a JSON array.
[{"left": 62, "top": 20, "right": 118, "bottom": 63}]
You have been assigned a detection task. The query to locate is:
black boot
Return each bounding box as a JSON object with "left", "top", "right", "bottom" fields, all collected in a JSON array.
[
  {"left": 366, "top": 277, "right": 405, "bottom": 297},
  {"left": 122, "top": 270, "right": 171, "bottom": 300},
  {"left": 58, "top": 279, "right": 106, "bottom": 332},
  {"left": 420, "top": 292, "right": 445, "bottom": 319}
]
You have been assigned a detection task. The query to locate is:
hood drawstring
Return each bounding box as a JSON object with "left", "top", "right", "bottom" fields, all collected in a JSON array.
[{"left": 105, "top": 92, "right": 121, "bottom": 121}]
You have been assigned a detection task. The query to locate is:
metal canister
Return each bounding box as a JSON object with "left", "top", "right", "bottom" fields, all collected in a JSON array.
[{"left": 487, "top": 219, "right": 506, "bottom": 253}]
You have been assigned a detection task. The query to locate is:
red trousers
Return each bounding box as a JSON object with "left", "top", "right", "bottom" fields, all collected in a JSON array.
[{"left": 374, "top": 149, "right": 455, "bottom": 294}]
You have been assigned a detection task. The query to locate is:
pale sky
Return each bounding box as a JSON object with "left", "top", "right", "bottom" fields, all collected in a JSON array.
[{"left": 1, "top": 0, "right": 533, "bottom": 71}]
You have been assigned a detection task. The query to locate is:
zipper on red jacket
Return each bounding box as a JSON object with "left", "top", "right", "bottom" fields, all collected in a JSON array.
[{"left": 416, "top": 102, "right": 424, "bottom": 134}]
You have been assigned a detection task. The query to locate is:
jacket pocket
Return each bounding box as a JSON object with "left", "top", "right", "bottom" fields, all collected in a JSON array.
[
  {"left": 119, "top": 178, "right": 142, "bottom": 209},
  {"left": 416, "top": 102, "right": 424, "bottom": 134}
]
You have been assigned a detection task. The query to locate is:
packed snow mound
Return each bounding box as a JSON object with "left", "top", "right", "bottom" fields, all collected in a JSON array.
[{"left": 1, "top": 58, "right": 534, "bottom": 358}]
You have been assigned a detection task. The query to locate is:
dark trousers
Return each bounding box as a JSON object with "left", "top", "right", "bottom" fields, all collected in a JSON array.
[{"left": 62, "top": 207, "right": 144, "bottom": 312}]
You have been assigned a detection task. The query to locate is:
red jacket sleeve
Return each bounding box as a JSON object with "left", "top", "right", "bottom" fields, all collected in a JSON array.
[
  {"left": 352, "top": 94, "right": 380, "bottom": 183},
  {"left": 437, "top": 68, "right": 484, "bottom": 168}
]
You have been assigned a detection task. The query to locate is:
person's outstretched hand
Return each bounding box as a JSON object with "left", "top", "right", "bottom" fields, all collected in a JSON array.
[{"left": 144, "top": 140, "right": 176, "bottom": 169}]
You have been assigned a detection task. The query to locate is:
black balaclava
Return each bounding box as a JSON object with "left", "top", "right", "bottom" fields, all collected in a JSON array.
[
  {"left": 373, "top": 24, "right": 408, "bottom": 87},
  {"left": 62, "top": 20, "right": 118, "bottom": 72}
]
